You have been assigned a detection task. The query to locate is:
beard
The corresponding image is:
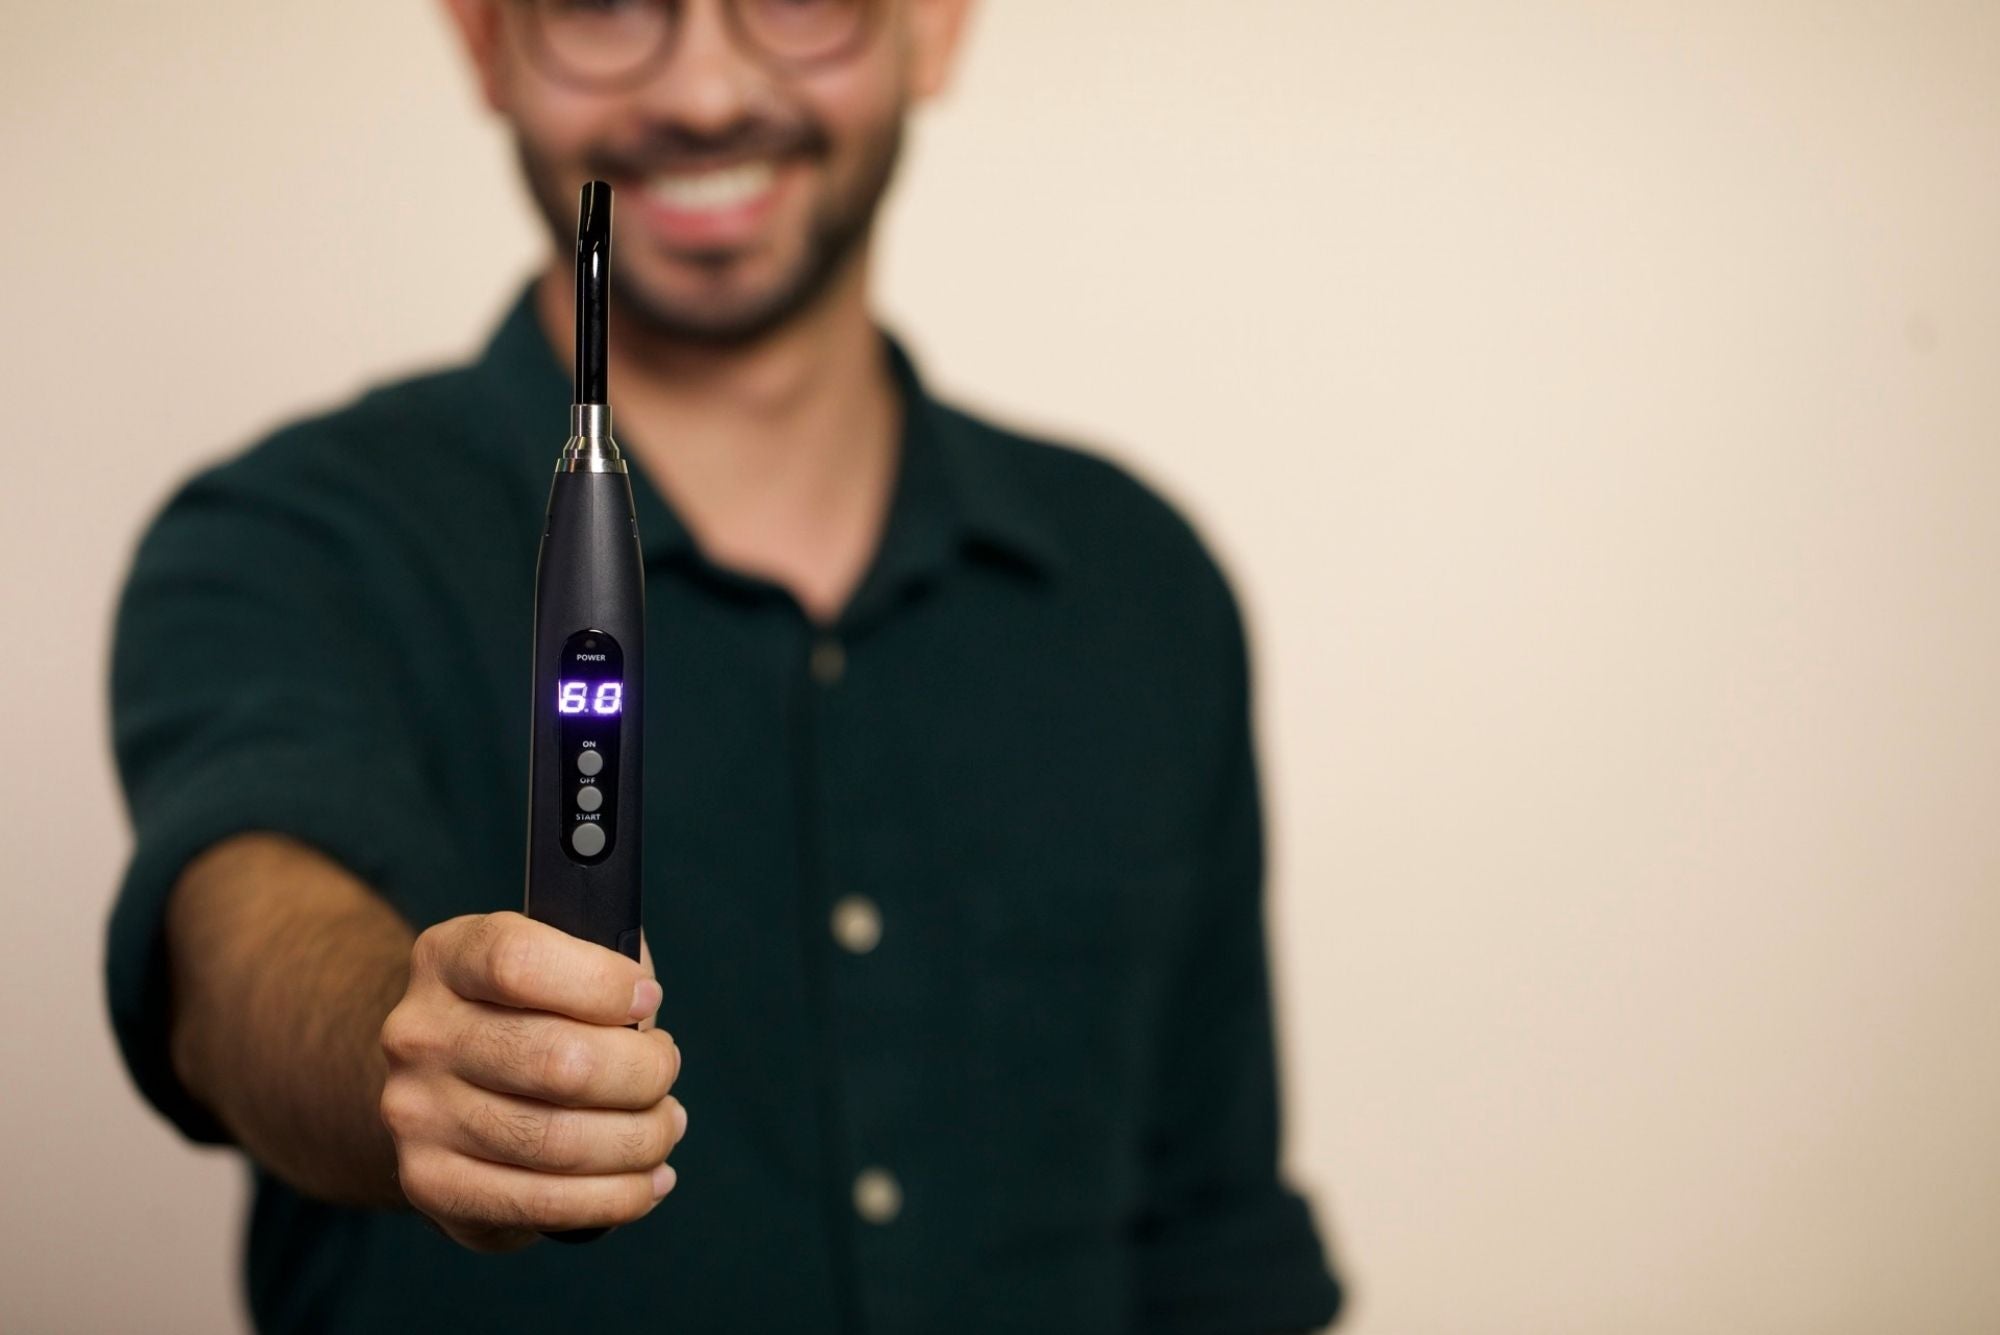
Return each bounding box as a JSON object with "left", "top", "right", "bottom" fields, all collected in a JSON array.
[{"left": 513, "top": 110, "right": 905, "bottom": 349}]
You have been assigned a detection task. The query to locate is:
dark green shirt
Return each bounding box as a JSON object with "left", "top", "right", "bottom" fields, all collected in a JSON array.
[{"left": 107, "top": 284, "right": 1342, "bottom": 1335}]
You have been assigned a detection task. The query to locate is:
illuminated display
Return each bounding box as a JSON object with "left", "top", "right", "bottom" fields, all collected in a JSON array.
[
  {"left": 550, "top": 629, "right": 626, "bottom": 865},
  {"left": 558, "top": 680, "right": 624, "bottom": 716}
]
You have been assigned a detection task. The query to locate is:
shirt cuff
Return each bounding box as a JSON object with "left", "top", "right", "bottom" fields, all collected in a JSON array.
[{"left": 1133, "top": 1186, "right": 1345, "bottom": 1334}]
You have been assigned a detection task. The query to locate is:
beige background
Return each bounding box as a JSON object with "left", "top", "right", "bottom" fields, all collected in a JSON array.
[{"left": 5, "top": 1, "right": 1999, "bottom": 1331}]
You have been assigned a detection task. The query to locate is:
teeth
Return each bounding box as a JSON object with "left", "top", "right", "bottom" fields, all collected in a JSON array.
[{"left": 645, "top": 161, "right": 776, "bottom": 213}]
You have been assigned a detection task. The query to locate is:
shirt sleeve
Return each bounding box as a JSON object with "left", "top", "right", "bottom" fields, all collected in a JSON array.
[
  {"left": 104, "top": 448, "right": 459, "bottom": 1145},
  {"left": 1127, "top": 572, "right": 1344, "bottom": 1334}
]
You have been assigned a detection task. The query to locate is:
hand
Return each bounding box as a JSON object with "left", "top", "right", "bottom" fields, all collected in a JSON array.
[{"left": 378, "top": 911, "right": 685, "bottom": 1252}]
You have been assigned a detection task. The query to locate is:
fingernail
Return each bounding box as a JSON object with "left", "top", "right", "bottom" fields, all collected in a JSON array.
[
  {"left": 629, "top": 979, "right": 662, "bottom": 1022},
  {"left": 674, "top": 1100, "right": 689, "bottom": 1137},
  {"left": 651, "top": 1162, "right": 677, "bottom": 1199}
]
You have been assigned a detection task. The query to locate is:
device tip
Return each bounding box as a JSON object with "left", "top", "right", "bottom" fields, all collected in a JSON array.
[
  {"left": 573, "top": 181, "right": 612, "bottom": 407},
  {"left": 578, "top": 180, "right": 611, "bottom": 254}
]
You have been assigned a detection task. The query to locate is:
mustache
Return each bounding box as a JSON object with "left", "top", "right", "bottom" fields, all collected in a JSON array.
[{"left": 585, "top": 118, "right": 830, "bottom": 176}]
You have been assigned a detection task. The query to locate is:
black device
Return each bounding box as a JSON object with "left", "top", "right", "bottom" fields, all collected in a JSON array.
[
  {"left": 527, "top": 179, "right": 644, "bottom": 955},
  {"left": 525, "top": 188, "right": 646, "bottom": 954},
  {"left": 524, "top": 181, "right": 645, "bottom": 1243},
  {"left": 526, "top": 181, "right": 644, "bottom": 959}
]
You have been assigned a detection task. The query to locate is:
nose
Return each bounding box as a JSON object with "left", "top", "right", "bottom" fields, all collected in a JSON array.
[{"left": 634, "top": 0, "right": 777, "bottom": 137}]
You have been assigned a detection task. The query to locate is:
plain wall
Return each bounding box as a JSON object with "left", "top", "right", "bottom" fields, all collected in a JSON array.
[{"left": 4, "top": 1, "right": 1998, "bottom": 1331}]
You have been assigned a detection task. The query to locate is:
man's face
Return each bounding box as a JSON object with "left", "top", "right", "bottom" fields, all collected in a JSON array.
[{"left": 446, "top": 0, "right": 969, "bottom": 345}]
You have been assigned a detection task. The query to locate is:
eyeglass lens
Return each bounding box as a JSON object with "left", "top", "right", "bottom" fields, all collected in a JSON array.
[{"left": 527, "top": 0, "right": 875, "bottom": 88}]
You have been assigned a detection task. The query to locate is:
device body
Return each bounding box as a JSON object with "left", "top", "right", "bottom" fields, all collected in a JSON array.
[
  {"left": 522, "top": 181, "right": 644, "bottom": 1246},
  {"left": 526, "top": 181, "right": 642, "bottom": 963},
  {"left": 524, "top": 416, "right": 645, "bottom": 961}
]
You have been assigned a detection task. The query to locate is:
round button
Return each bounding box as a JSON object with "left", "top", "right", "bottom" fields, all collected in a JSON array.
[
  {"left": 830, "top": 895, "right": 882, "bottom": 955},
  {"left": 852, "top": 1167, "right": 902, "bottom": 1224},
  {"left": 576, "top": 785, "right": 604, "bottom": 813},
  {"left": 577, "top": 749, "right": 605, "bottom": 777},
  {"left": 571, "top": 823, "right": 606, "bottom": 857},
  {"left": 809, "top": 638, "right": 846, "bottom": 685}
]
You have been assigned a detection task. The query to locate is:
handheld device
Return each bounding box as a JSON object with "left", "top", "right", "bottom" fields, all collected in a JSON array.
[
  {"left": 525, "top": 180, "right": 646, "bottom": 969},
  {"left": 523, "top": 181, "right": 645, "bottom": 1245}
]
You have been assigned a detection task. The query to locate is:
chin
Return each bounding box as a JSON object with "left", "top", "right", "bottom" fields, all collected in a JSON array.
[
  {"left": 615, "top": 255, "right": 835, "bottom": 348},
  {"left": 621, "top": 291, "right": 806, "bottom": 348}
]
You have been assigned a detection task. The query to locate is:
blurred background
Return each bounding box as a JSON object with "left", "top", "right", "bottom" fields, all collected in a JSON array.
[{"left": 5, "top": 1, "right": 1999, "bottom": 1331}]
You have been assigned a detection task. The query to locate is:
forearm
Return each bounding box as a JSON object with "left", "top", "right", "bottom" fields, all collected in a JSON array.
[{"left": 166, "top": 833, "right": 414, "bottom": 1209}]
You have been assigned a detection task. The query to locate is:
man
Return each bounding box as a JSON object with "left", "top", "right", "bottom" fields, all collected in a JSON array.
[{"left": 105, "top": 0, "right": 1342, "bottom": 1330}]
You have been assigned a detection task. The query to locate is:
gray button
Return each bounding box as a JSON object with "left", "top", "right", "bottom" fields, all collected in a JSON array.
[
  {"left": 577, "top": 749, "right": 605, "bottom": 777},
  {"left": 852, "top": 1167, "right": 902, "bottom": 1224},
  {"left": 571, "top": 823, "right": 606, "bottom": 857},
  {"left": 576, "top": 785, "right": 604, "bottom": 813},
  {"left": 830, "top": 895, "right": 882, "bottom": 954},
  {"left": 809, "top": 638, "right": 846, "bottom": 685}
]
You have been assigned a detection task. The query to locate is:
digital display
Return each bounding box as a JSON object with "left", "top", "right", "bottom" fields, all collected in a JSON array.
[
  {"left": 558, "top": 680, "right": 624, "bottom": 715},
  {"left": 551, "top": 629, "right": 626, "bottom": 865}
]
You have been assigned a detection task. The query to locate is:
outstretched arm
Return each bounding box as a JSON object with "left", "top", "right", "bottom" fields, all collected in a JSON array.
[
  {"left": 166, "top": 832, "right": 413, "bottom": 1208},
  {"left": 164, "top": 831, "right": 687, "bottom": 1250}
]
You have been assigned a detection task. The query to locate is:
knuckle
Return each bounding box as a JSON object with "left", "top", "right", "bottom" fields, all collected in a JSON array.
[
  {"left": 460, "top": 912, "right": 501, "bottom": 949},
  {"left": 539, "top": 1035, "right": 598, "bottom": 1101},
  {"left": 396, "top": 1150, "right": 449, "bottom": 1215},
  {"left": 487, "top": 922, "right": 543, "bottom": 1001},
  {"left": 409, "top": 926, "right": 441, "bottom": 974},
  {"left": 381, "top": 1004, "right": 441, "bottom": 1068},
  {"left": 378, "top": 1007, "right": 418, "bottom": 1064},
  {"left": 378, "top": 1079, "right": 426, "bottom": 1142},
  {"left": 413, "top": 917, "right": 468, "bottom": 975}
]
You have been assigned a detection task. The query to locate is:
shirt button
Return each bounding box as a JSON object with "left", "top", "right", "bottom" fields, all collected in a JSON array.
[
  {"left": 830, "top": 895, "right": 883, "bottom": 954},
  {"left": 852, "top": 1167, "right": 902, "bottom": 1225},
  {"left": 809, "top": 637, "right": 846, "bottom": 685}
]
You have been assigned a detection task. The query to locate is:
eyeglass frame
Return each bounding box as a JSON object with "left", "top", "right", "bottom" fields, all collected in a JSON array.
[{"left": 509, "top": 0, "right": 891, "bottom": 93}]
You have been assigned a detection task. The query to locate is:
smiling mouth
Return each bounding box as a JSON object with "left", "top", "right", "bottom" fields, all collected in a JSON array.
[{"left": 644, "top": 160, "right": 778, "bottom": 213}]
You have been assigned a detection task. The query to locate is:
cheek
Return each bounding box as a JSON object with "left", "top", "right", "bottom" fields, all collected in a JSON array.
[
  {"left": 497, "top": 63, "right": 619, "bottom": 168},
  {"left": 798, "top": 49, "right": 909, "bottom": 159},
  {"left": 517, "top": 102, "right": 608, "bottom": 165}
]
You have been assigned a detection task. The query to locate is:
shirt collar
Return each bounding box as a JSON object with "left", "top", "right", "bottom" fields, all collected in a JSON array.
[{"left": 474, "top": 279, "right": 1066, "bottom": 604}]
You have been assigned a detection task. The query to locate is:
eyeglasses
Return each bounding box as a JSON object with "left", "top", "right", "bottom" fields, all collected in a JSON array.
[{"left": 514, "top": 0, "right": 886, "bottom": 91}]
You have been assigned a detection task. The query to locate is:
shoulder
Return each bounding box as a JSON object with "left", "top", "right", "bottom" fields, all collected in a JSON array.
[
  {"left": 185, "top": 360, "right": 487, "bottom": 502},
  {"left": 133, "top": 360, "right": 501, "bottom": 573},
  {"left": 116, "top": 356, "right": 537, "bottom": 668},
  {"left": 936, "top": 398, "right": 1247, "bottom": 651}
]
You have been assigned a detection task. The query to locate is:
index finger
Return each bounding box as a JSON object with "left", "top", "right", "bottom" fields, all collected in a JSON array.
[{"left": 425, "top": 912, "right": 656, "bottom": 1026}]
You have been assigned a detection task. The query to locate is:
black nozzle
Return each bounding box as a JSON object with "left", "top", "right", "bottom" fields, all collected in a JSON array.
[{"left": 574, "top": 181, "right": 611, "bottom": 406}]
